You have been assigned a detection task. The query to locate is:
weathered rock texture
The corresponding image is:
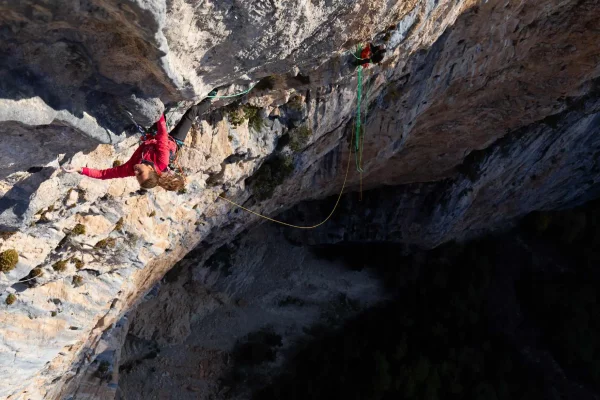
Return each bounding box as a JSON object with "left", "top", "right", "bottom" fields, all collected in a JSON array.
[{"left": 0, "top": 0, "right": 599, "bottom": 398}]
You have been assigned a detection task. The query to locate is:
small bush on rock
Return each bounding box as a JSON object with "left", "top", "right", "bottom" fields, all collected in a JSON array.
[
  {"left": 0, "top": 250, "right": 18, "bottom": 273},
  {"left": 114, "top": 218, "right": 124, "bottom": 232},
  {"left": 71, "top": 257, "right": 84, "bottom": 270},
  {"left": 72, "top": 224, "right": 86, "bottom": 235},
  {"left": 53, "top": 260, "right": 68, "bottom": 272},
  {"left": 72, "top": 275, "right": 84, "bottom": 287},
  {"left": 251, "top": 155, "right": 294, "bottom": 201},
  {"left": 5, "top": 293, "right": 16, "bottom": 305},
  {"left": 30, "top": 267, "right": 43, "bottom": 278},
  {"left": 95, "top": 238, "right": 116, "bottom": 249},
  {"left": 289, "top": 125, "right": 312, "bottom": 152}
]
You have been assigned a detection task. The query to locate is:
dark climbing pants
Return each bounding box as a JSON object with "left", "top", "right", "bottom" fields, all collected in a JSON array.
[{"left": 169, "top": 99, "right": 211, "bottom": 142}]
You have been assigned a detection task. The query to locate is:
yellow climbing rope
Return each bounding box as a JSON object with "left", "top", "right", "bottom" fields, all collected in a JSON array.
[{"left": 217, "top": 131, "right": 354, "bottom": 229}]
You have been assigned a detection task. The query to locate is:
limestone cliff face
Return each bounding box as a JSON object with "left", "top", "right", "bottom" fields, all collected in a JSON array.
[{"left": 0, "top": 0, "right": 599, "bottom": 398}]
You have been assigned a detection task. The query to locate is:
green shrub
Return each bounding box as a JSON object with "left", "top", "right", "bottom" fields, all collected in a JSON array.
[
  {"left": 72, "top": 275, "right": 84, "bottom": 287},
  {"left": 289, "top": 125, "right": 312, "bottom": 152},
  {"left": 53, "top": 260, "right": 68, "bottom": 272},
  {"left": 5, "top": 293, "right": 16, "bottom": 305},
  {"left": 251, "top": 155, "right": 294, "bottom": 200},
  {"left": 113, "top": 160, "right": 122, "bottom": 167},
  {"left": 95, "top": 238, "right": 116, "bottom": 249},
  {"left": 244, "top": 105, "right": 264, "bottom": 132},
  {"left": 226, "top": 107, "right": 246, "bottom": 127},
  {"left": 0, "top": 249, "right": 19, "bottom": 272},
  {"left": 226, "top": 104, "right": 264, "bottom": 131},
  {"left": 72, "top": 224, "right": 86, "bottom": 235},
  {"left": 30, "top": 267, "right": 43, "bottom": 278},
  {"left": 114, "top": 218, "right": 124, "bottom": 232},
  {"left": 71, "top": 257, "right": 84, "bottom": 270}
]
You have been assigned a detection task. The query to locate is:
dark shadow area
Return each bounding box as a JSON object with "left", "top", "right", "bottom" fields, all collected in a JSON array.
[
  {"left": 0, "top": 166, "right": 54, "bottom": 230},
  {"left": 0, "top": 47, "right": 141, "bottom": 138},
  {"left": 0, "top": 2, "right": 176, "bottom": 141},
  {"left": 0, "top": 121, "right": 102, "bottom": 229},
  {"left": 0, "top": 122, "right": 97, "bottom": 180},
  {"left": 214, "top": 199, "right": 600, "bottom": 400}
]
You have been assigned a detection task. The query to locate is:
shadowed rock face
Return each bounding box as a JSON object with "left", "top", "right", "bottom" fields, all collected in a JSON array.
[{"left": 0, "top": 0, "right": 599, "bottom": 398}]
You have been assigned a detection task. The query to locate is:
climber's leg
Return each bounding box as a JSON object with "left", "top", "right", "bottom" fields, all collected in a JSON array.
[{"left": 170, "top": 99, "right": 211, "bottom": 142}]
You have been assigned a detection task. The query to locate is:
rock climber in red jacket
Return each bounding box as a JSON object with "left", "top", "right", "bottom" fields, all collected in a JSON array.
[
  {"left": 354, "top": 43, "right": 386, "bottom": 68},
  {"left": 63, "top": 99, "right": 211, "bottom": 192}
]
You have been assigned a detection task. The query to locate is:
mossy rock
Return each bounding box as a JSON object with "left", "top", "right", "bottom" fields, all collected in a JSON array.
[
  {"left": 0, "top": 249, "right": 19, "bottom": 273},
  {"left": 95, "top": 238, "right": 116, "bottom": 249},
  {"left": 72, "top": 224, "right": 86, "bottom": 235},
  {"left": 5, "top": 293, "right": 16, "bottom": 305},
  {"left": 53, "top": 260, "right": 68, "bottom": 272}
]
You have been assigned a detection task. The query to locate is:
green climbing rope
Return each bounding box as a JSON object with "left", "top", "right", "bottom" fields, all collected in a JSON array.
[
  {"left": 164, "top": 83, "right": 256, "bottom": 129},
  {"left": 355, "top": 66, "right": 364, "bottom": 173},
  {"left": 348, "top": 43, "right": 370, "bottom": 61},
  {"left": 207, "top": 83, "right": 257, "bottom": 99}
]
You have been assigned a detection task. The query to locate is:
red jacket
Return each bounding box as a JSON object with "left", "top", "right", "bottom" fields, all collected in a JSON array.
[
  {"left": 359, "top": 44, "right": 372, "bottom": 69},
  {"left": 360, "top": 44, "right": 372, "bottom": 60},
  {"left": 82, "top": 115, "right": 176, "bottom": 180}
]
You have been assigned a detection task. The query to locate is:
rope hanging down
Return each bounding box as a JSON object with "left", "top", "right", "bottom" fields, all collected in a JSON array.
[
  {"left": 217, "top": 56, "right": 371, "bottom": 227},
  {"left": 217, "top": 128, "right": 355, "bottom": 230},
  {"left": 355, "top": 65, "right": 364, "bottom": 173}
]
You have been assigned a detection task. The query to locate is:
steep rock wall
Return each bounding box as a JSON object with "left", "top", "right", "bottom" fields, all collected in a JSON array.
[{"left": 0, "top": 0, "right": 599, "bottom": 398}]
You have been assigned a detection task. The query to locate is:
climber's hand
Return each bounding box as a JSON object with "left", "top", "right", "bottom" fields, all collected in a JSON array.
[{"left": 62, "top": 164, "right": 82, "bottom": 174}]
